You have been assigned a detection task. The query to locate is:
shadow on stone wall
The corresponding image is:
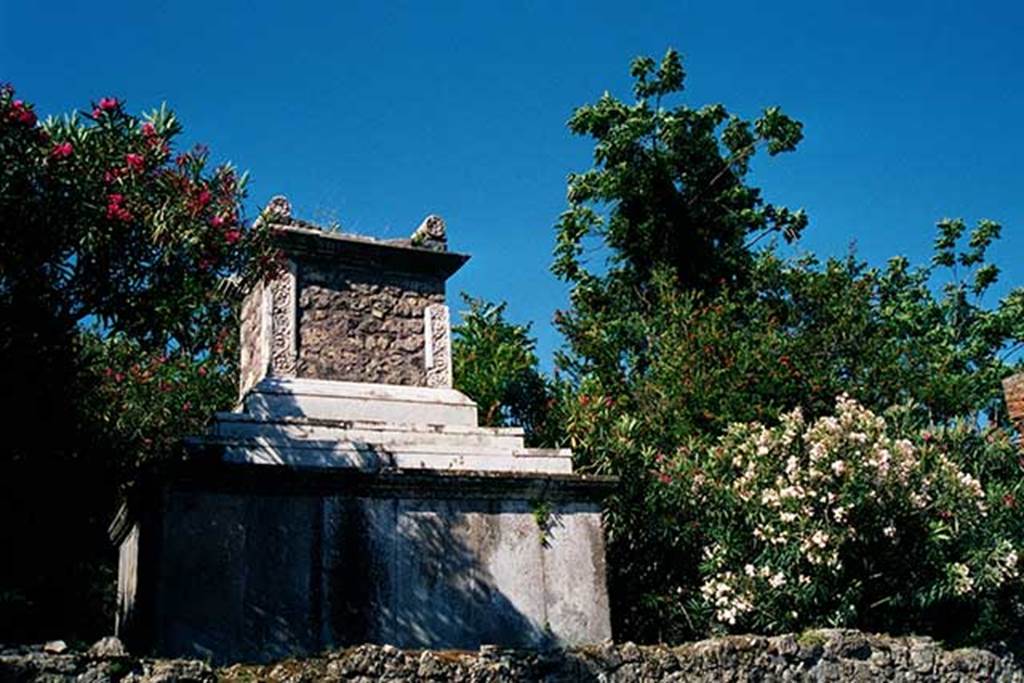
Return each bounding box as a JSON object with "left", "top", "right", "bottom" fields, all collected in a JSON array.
[{"left": 324, "top": 495, "right": 558, "bottom": 654}]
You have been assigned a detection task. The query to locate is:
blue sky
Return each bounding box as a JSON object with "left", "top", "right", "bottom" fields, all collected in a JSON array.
[{"left": 3, "top": 1, "right": 1022, "bottom": 368}]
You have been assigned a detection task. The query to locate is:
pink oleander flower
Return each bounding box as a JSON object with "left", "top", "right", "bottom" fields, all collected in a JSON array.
[
  {"left": 223, "top": 229, "right": 242, "bottom": 245},
  {"left": 125, "top": 153, "right": 145, "bottom": 171},
  {"left": 92, "top": 97, "right": 119, "bottom": 118},
  {"left": 9, "top": 100, "right": 36, "bottom": 126},
  {"left": 210, "top": 215, "right": 225, "bottom": 228},
  {"left": 106, "top": 193, "right": 132, "bottom": 221},
  {"left": 141, "top": 122, "right": 156, "bottom": 136},
  {"left": 50, "top": 142, "right": 73, "bottom": 159}
]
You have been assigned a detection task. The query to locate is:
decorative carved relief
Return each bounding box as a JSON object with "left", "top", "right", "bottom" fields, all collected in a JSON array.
[
  {"left": 424, "top": 303, "right": 452, "bottom": 388},
  {"left": 268, "top": 259, "right": 298, "bottom": 376},
  {"left": 296, "top": 260, "right": 445, "bottom": 385},
  {"left": 410, "top": 214, "right": 447, "bottom": 251}
]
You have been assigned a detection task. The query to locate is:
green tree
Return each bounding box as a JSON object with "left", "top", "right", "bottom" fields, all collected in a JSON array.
[
  {"left": 0, "top": 85, "right": 276, "bottom": 640},
  {"left": 452, "top": 295, "right": 552, "bottom": 442},
  {"left": 553, "top": 52, "right": 1024, "bottom": 645},
  {"left": 553, "top": 48, "right": 806, "bottom": 387}
]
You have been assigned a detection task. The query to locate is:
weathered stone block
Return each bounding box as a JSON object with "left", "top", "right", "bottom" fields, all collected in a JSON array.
[{"left": 111, "top": 466, "right": 615, "bottom": 664}]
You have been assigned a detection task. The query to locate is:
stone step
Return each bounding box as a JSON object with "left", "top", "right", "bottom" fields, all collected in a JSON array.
[
  {"left": 211, "top": 418, "right": 527, "bottom": 451},
  {"left": 214, "top": 440, "right": 573, "bottom": 474},
  {"left": 213, "top": 412, "right": 525, "bottom": 436},
  {"left": 205, "top": 434, "right": 545, "bottom": 459},
  {"left": 243, "top": 378, "right": 479, "bottom": 426}
]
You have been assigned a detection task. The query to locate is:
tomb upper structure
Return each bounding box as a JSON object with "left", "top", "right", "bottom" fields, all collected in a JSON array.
[
  {"left": 202, "top": 197, "right": 573, "bottom": 475},
  {"left": 239, "top": 196, "right": 468, "bottom": 395}
]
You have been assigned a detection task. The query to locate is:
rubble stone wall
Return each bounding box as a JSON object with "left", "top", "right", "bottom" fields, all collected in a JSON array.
[
  {"left": 3, "top": 631, "right": 1022, "bottom": 682},
  {"left": 1003, "top": 372, "right": 1024, "bottom": 437},
  {"left": 296, "top": 258, "right": 444, "bottom": 386}
]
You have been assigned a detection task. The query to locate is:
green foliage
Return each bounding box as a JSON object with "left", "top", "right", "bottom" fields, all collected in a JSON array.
[
  {"left": 561, "top": 220, "right": 1024, "bottom": 646},
  {"left": 452, "top": 294, "right": 552, "bottom": 440},
  {"left": 553, "top": 48, "right": 807, "bottom": 386},
  {"left": 0, "top": 85, "right": 276, "bottom": 641},
  {"left": 551, "top": 51, "right": 1024, "bottom": 647},
  {"left": 530, "top": 498, "right": 555, "bottom": 547}
]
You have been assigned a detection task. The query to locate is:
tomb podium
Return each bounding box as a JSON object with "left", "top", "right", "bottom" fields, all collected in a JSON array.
[{"left": 111, "top": 198, "right": 614, "bottom": 663}]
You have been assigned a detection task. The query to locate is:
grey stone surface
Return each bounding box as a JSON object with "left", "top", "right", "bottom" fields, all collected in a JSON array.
[
  {"left": 219, "top": 443, "right": 574, "bottom": 474},
  {"left": 240, "top": 377, "right": 480, "bottom": 426},
  {"left": 268, "top": 259, "right": 298, "bottom": 378},
  {"left": 4, "top": 632, "right": 1022, "bottom": 681},
  {"left": 115, "top": 524, "right": 139, "bottom": 637},
  {"left": 424, "top": 303, "right": 452, "bottom": 388},
  {"left": 209, "top": 377, "right": 574, "bottom": 473},
  {"left": 541, "top": 501, "right": 613, "bottom": 644},
  {"left": 237, "top": 282, "right": 266, "bottom": 399},
  {"left": 157, "top": 492, "right": 248, "bottom": 661},
  {"left": 87, "top": 637, "right": 127, "bottom": 658},
  {"left": 116, "top": 476, "right": 610, "bottom": 664}
]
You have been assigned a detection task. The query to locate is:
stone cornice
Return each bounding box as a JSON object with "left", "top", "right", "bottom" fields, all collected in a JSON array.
[{"left": 271, "top": 223, "right": 470, "bottom": 279}]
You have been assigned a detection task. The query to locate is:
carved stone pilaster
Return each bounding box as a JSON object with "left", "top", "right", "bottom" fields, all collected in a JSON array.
[
  {"left": 424, "top": 303, "right": 452, "bottom": 388},
  {"left": 238, "top": 259, "right": 299, "bottom": 400},
  {"left": 268, "top": 259, "right": 298, "bottom": 377}
]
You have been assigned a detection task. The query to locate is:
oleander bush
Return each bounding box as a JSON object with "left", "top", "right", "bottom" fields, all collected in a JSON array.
[
  {"left": 670, "top": 396, "right": 1022, "bottom": 643},
  {"left": 0, "top": 85, "right": 277, "bottom": 640}
]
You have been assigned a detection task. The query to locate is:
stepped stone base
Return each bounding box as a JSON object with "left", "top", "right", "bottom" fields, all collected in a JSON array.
[{"left": 193, "top": 378, "right": 574, "bottom": 474}]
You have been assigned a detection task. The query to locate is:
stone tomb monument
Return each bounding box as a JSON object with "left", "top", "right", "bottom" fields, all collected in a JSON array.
[{"left": 110, "top": 200, "right": 614, "bottom": 663}]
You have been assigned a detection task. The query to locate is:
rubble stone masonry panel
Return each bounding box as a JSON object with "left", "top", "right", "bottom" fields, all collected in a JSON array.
[{"left": 296, "top": 257, "right": 445, "bottom": 386}]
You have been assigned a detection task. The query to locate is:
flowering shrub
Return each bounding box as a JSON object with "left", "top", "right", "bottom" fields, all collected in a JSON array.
[
  {"left": 654, "top": 396, "right": 1023, "bottom": 644},
  {"left": 0, "top": 85, "right": 279, "bottom": 640},
  {"left": 1, "top": 85, "right": 282, "bottom": 462},
  {"left": 548, "top": 225, "right": 1024, "bottom": 645}
]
